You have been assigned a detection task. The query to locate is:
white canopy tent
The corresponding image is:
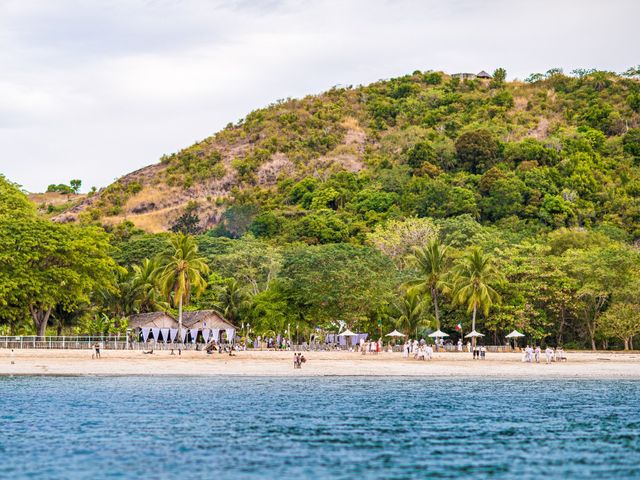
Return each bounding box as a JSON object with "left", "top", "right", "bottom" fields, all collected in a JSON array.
[
  {"left": 428, "top": 330, "right": 449, "bottom": 338},
  {"left": 505, "top": 329, "right": 525, "bottom": 350},
  {"left": 464, "top": 330, "right": 485, "bottom": 338},
  {"left": 505, "top": 330, "right": 525, "bottom": 338},
  {"left": 385, "top": 330, "right": 406, "bottom": 337},
  {"left": 338, "top": 329, "right": 356, "bottom": 337}
]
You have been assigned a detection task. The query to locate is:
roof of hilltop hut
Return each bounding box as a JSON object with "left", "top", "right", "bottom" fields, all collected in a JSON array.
[
  {"left": 128, "top": 312, "right": 178, "bottom": 330},
  {"left": 477, "top": 70, "right": 492, "bottom": 78},
  {"left": 181, "top": 310, "right": 235, "bottom": 330}
]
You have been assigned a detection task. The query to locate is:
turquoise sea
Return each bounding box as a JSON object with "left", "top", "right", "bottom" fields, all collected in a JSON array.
[{"left": 1, "top": 377, "right": 639, "bottom": 479}]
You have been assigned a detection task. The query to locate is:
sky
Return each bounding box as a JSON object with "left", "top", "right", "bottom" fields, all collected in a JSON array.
[{"left": 1, "top": 0, "right": 638, "bottom": 192}]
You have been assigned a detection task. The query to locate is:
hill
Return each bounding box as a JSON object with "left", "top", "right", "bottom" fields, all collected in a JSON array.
[{"left": 54, "top": 68, "right": 640, "bottom": 241}]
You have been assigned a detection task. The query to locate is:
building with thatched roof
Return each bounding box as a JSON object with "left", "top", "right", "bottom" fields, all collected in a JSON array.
[
  {"left": 128, "top": 312, "right": 178, "bottom": 330},
  {"left": 451, "top": 70, "right": 493, "bottom": 81},
  {"left": 127, "top": 310, "right": 236, "bottom": 344},
  {"left": 451, "top": 72, "right": 476, "bottom": 80},
  {"left": 182, "top": 310, "right": 233, "bottom": 330}
]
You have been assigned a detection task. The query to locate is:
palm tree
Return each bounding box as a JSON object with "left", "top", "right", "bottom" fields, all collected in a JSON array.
[
  {"left": 157, "top": 234, "right": 210, "bottom": 342},
  {"left": 393, "top": 289, "right": 429, "bottom": 338},
  {"left": 410, "top": 239, "right": 450, "bottom": 329},
  {"left": 451, "top": 248, "right": 503, "bottom": 346},
  {"left": 215, "top": 278, "right": 250, "bottom": 324},
  {"left": 132, "top": 258, "right": 167, "bottom": 313}
]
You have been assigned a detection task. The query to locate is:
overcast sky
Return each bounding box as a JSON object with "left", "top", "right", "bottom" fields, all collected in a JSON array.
[{"left": 1, "top": 0, "right": 638, "bottom": 192}]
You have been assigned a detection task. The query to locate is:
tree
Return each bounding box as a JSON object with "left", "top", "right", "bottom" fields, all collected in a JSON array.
[
  {"left": 131, "top": 258, "right": 166, "bottom": 312},
  {"left": 212, "top": 278, "right": 251, "bottom": 324},
  {"left": 392, "top": 289, "right": 429, "bottom": 338},
  {"left": 451, "top": 248, "right": 503, "bottom": 345},
  {"left": 405, "top": 141, "right": 436, "bottom": 170},
  {"left": 409, "top": 239, "right": 450, "bottom": 329},
  {"left": 280, "top": 244, "right": 397, "bottom": 329},
  {"left": 562, "top": 247, "right": 637, "bottom": 350},
  {"left": 454, "top": 129, "right": 500, "bottom": 173},
  {"left": 491, "top": 68, "right": 507, "bottom": 87},
  {"left": 0, "top": 219, "right": 118, "bottom": 337},
  {"left": 367, "top": 217, "right": 439, "bottom": 267},
  {"left": 157, "top": 234, "right": 210, "bottom": 341},
  {"left": 170, "top": 211, "right": 202, "bottom": 235},
  {"left": 70, "top": 179, "right": 82, "bottom": 194},
  {"left": 598, "top": 303, "right": 640, "bottom": 350}
]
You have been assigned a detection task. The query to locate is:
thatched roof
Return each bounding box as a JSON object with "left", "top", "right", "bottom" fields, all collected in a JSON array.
[
  {"left": 128, "top": 312, "right": 178, "bottom": 329},
  {"left": 182, "top": 310, "right": 235, "bottom": 329},
  {"left": 477, "top": 70, "right": 492, "bottom": 78}
]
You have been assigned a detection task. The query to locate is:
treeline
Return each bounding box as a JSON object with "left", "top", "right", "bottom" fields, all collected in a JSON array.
[{"left": 2, "top": 174, "right": 640, "bottom": 349}]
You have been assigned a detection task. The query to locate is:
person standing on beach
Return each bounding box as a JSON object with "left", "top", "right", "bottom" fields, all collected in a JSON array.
[
  {"left": 545, "top": 346, "right": 554, "bottom": 364},
  {"left": 534, "top": 346, "right": 541, "bottom": 363},
  {"left": 94, "top": 342, "right": 101, "bottom": 359}
]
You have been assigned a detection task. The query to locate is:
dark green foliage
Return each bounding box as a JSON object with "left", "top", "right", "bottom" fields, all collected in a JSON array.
[
  {"left": 170, "top": 212, "right": 202, "bottom": 235},
  {"left": 623, "top": 128, "right": 640, "bottom": 159},
  {"left": 405, "top": 141, "right": 436, "bottom": 169},
  {"left": 454, "top": 129, "right": 501, "bottom": 173}
]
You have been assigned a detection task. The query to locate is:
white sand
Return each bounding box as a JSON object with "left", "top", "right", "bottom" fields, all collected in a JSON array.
[{"left": 1, "top": 349, "right": 639, "bottom": 378}]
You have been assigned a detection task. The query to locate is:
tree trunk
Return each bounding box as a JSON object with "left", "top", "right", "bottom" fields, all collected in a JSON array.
[
  {"left": 432, "top": 287, "right": 440, "bottom": 330},
  {"left": 30, "top": 305, "right": 53, "bottom": 339},
  {"left": 624, "top": 338, "right": 629, "bottom": 351},
  {"left": 471, "top": 302, "right": 477, "bottom": 348},
  {"left": 178, "top": 295, "right": 183, "bottom": 343}
]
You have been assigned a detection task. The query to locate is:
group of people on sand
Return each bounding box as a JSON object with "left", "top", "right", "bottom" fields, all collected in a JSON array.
[
  {"left": 359, "top": 338, "right": 383, "bottom": 354},
  {"left": 522, "top": 345, "right": 567, "bottom": 363},
  {"left": 402, "top": 340, "right": 434, "bottom": 360},
  {"left": 472, "top": 345, "right": 487, "bottom": 359},
  {"left": 293, "top": 353, "right": 307, "bottom": 369}
]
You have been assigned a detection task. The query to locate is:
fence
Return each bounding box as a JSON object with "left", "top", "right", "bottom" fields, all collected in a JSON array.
[
  {"left": 0, "top": 336, "right": 516, "bottom": 353},
  {"left": 0, "top": 336, "right": 223, "bottom": 351}
]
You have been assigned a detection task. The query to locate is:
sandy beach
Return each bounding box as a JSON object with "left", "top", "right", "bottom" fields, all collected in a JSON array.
[{"left": 1, "top": 349, "right": 639, "bottom": 378}]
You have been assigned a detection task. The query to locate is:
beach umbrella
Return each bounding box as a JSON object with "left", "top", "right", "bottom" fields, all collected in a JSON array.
[
  {"left": 338, "top": 329, "right": 356, "bottom": 349},
  {"left": 505, "top": 330, "right": 525, "bottom": 338},
  {"left": 428, "top": 329, "right": 449, "bottom": 338},
  {"left": 505, "top": 329, "right": 525, "bottom": 350},
  {"left": 464, "top": 330, "right": 485, "bottom": 338},
  {"left": 338, "top": 329, "right": 356, "bottom": 337},
  {"left": 385, "top": 330, "right": 406, "bottom": 337}
]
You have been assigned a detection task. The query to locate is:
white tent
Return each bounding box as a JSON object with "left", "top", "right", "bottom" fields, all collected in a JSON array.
[
  {"left": 464, "top": 330, "right": 485, "bottom": 338},
  {"left": 338, "top": 329, "right": 356, "bottom": 337},
  {"left": 428, "top": 329, "right": 449, "bottom": 338},
  {"left": 385, "top": 330, "right": 406, "bottom": 337},
  {"left": 506, "top": 329, "right": 525, "bottom": 350},
  {"left": 505, "top": 330, "right": 525, "bottom": 338}
]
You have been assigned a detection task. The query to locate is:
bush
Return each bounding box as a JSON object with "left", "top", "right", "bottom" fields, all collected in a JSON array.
[{"left": 454, "top": 129, "right": 501, "bottom": 173}]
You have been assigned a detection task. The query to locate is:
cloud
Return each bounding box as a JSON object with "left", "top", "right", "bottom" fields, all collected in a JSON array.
[{"left": 0, "top": 0, "right": 638, "bottom": 191}]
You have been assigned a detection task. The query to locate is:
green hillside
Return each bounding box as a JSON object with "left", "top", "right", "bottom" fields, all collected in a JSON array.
[
  {"left": 5, "top": 67, "right": 640, "bottom": 349},
  {"left": 65, "top": 68, "right": 640, "bottom": 241}
]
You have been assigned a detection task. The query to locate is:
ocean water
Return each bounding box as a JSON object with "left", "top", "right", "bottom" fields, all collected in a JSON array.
[{"left": 1, "top": 377, "right": 639, "bottom": 479}]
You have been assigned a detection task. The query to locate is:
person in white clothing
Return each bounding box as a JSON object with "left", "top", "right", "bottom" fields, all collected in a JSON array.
[
  {"left": 402, "top": 342, "right": 409, "bottom": 358},
  {"left": 545, "top": 346, "right": 554, "bottom": 364},
  {"left": 534, "top": 346, "right": 541, "bottom": 363}
]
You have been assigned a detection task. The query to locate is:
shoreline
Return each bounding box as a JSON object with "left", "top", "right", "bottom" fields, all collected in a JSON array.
[{"left": 1, "top": 349, "right": 639, "bottom": 378}]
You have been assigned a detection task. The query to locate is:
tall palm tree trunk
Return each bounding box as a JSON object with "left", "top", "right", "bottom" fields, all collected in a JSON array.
[
  {"left": 432, "top": 286, "right": 440, "bottom": 330},
  {"left": 178, "top": 295, "right": 183, "bottom": 343},
  {"left": 471, "top": 302, "right": 477, "bottom": 348}
]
